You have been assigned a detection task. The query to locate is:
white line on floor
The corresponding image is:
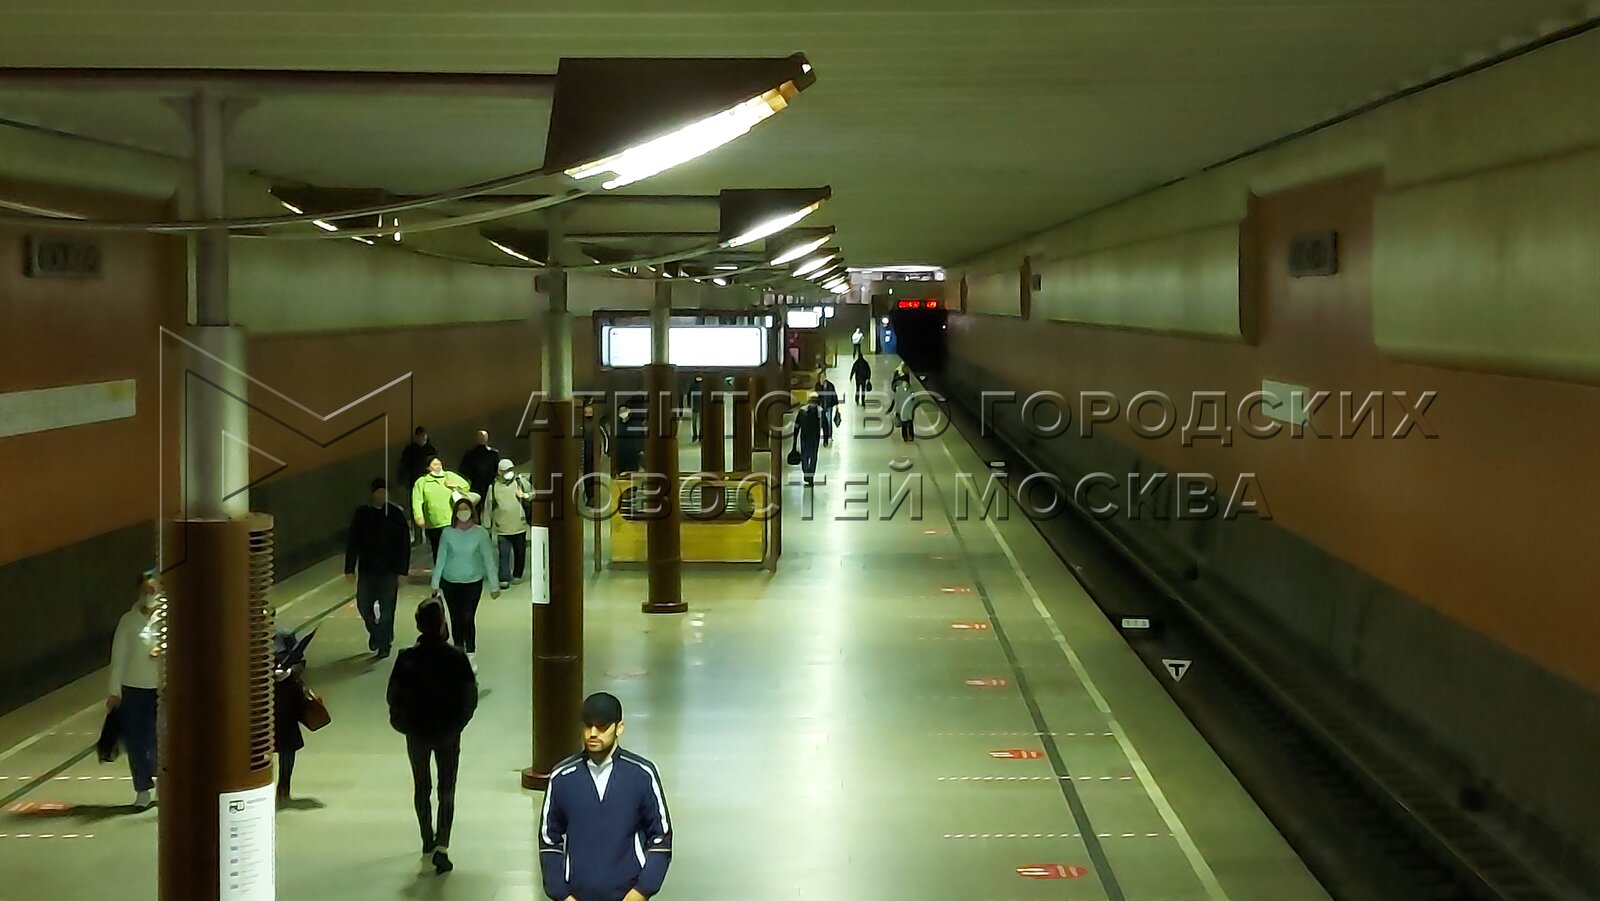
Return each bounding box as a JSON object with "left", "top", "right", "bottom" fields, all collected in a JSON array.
[{"left": 935, "top": 437, "right": 1231, "bottom": 901}]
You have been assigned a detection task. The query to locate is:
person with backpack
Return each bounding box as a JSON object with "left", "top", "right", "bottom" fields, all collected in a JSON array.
[{"left": 387, "top": 600, "right": 478, "bottom": 876}]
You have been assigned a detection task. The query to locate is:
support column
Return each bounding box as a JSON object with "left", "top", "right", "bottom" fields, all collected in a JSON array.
[
  {"left": 524, "top": 219, "right": 584, "bottom": 791},
  {"left": 732, "top": 375, "right": 755, "bottom": 474},
  {"left": 700, "top": 372, "right": 726, "bottom": 515},
  {"left": 643, "top": 279, "right": 685, "bottom": 614}
]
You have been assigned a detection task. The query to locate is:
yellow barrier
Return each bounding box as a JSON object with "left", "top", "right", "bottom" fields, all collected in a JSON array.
[{"left": 609, "top": 475, "right": 771, "bottom": 565}]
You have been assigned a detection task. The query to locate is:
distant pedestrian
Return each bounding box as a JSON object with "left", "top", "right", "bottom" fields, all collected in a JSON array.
[
  {"left": 412, "top": 456, "right": 476, "bottom": 562},
  {"left": 106, "top": 569, "right": 162, "bottom": 810},
  {"left": 815, "top": 369, "right": 840, "bottom": 447},
  {"left": 346, "top": 478, "right": 412, "bottom": 659},
  {"left": 272, "top": 629, "right": 308, "bottom": 806},
  {"left": 387, "top": 600, "right": 478, "bottom": 876},
  {"left": 794, "top": 393, "right": 823, "bottom": 487},
  {"left": 850, "top": 352, "right": 871, "bottom": 405},
  {"left": 616, "top": 407, "right": 645, "bottom": 472},
  {"left": 459, "top": 430, "right": 501, "bottom": 512},
  {"left": 430, "top": 496, "right": 500, "bottom": 668},
  {"left": 851, "top": 326, "right": 864, "bottom": 356},
  {"left": 488, "top": 458, "right": 530, "bottom": 591},
  {"left": 398, "top": 427, "right": 439, "bottom": 526},
  {"left": 539, "top": 692, "right": 673, "bottom": 901},
  {"left": 891, "top": 364, "right": 914, "bottom": 442},
  {"left": 687, "top": 376, "right": 704, "bottom": 441}
]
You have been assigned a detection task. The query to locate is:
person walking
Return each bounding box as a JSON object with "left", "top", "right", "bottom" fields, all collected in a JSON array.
[
  {"left": 430, "top": 496, "right": 499, "bottom": 668},
  {"left": 851, "top": 325, "right": 864, "bottom": 356},
  {"left": 412, "top": 456, "right": 476, "bottom": 563},
  {"left": 345, "top": 477, "right": 412, "bottom": 659},
  {"left": 538, "top": 692, "right": 673, "bottom": 901},
  {"left": 488, "top": 458, "right": 530, "bottom": 591},
  {"left": 107, "top": 569, "right": 162, "bottom": 810},
  {"left": 891, "top": 363, "right": 915, "bottom": 442},
  {"left": 272, "top": 628, "right": 308, "bottom": 806},
  {"left": 850, "top": 352, "right": 871, "bottom": 405},
  {"left": 459, "top": 430, "right": 501, "bottom": 514},
  {"left": 815, "top": 369, "right": 840, "bottom": 447},
  {"left": 794, "top": 393, "right": 824, "bottom": 488},
  {"left": 387, "top": 600, "right": 478, "bottom": 876},
  {"left": 397, "top": 426, "right": 439, "bottom": 524}
]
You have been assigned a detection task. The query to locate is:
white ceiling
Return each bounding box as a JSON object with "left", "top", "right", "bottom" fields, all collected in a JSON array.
[{"left": 0, "top": 0, "right": 1592, "bottom": 264}]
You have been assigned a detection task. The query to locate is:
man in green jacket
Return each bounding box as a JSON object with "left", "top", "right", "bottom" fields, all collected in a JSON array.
[{"left": 412, "top": 456, "right": 477, "bottom": 563}]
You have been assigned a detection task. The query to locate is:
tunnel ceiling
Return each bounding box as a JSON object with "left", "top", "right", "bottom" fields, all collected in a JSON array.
[{"left": 0, "top": 0, "right": 1589, "bottom": 266}]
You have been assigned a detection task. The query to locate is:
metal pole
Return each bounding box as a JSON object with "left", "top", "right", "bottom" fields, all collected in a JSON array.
[
  {"left": 643, "top": 279, "right": 685, "bottom": 614},
  {"left": 700, "top": 372, "right": 726, "bottom": 516},
  {"left": 732, "top": 374, "right": 755, "bottom": 473},
  {"left": 525, "top": 217, "right": 584, "bottom": 791},
  {"left": 184, "top": 89, "right": 249, "bottom": 520}
]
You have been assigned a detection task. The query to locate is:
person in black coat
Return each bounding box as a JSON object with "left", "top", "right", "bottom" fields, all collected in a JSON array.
[
  {"left": 815, "top": 369, "right": 840, "bottom": 447},
  {"left": 458, "top": 430, "right": 501, "bottom": 512},
  {"left": 850, "top": 353, "right": 871, "bottom": 405},
  {"left": 273, "top": 629, "right": 308, "bottom": 806},
  {"left": 387, "top": 600, "right": 479, "bottom": 875},
  {"left": 398, "top": 427, "right": 439, "bottom": 511},
  {"left": 794, "top": 393, "right": 824, "bottom": 487},
  {"left": 345, "top": 478, "right": 413, "bottom": 659}
]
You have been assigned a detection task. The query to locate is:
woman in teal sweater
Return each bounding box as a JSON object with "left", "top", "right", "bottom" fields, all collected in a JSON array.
[{"left": 430, "top": 497, "right": 499, "bottom": 666}]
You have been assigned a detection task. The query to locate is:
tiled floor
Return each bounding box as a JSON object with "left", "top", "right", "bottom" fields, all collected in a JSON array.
[{"left": 0, "top": 356, "right": 1329, "bottom": 901}]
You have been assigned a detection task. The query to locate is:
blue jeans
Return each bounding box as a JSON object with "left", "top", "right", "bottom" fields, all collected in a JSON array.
[
  {"left": 800, "top": 439, "right": 820, "bottom": 480},
  {"left": 119, "top": 687, "right": 158, "bottom": 792},
  {"left": 356, "top": 569, "right": 399, "bottom": 653},
  {"left": 497, "top": 533, "right": 527, "bottom": 587}
]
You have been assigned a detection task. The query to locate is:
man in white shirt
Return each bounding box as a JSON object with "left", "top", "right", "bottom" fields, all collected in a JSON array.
[{"left": 107, "top": 569, "right": 163, "bottom": 809}]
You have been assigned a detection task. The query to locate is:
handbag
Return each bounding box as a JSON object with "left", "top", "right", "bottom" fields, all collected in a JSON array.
[
  {"left": 865, "top": 379, "right": 872, "bottom": 392},
  {"left": 97, "top": 709, "right": 122, "bottom": 763},
  {"left": 833, "top": 408, "right": 842, "bottom": 427},
  {"left": 785, "top": 424, "right": 802, "bottom": 465},
  {"left": 299, "top": 685, "right": 332, "bottom": 732}
]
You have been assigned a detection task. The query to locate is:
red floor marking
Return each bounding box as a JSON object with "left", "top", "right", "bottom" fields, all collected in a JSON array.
[
  {"left": 1016, "top": 863, "right": 1089, "bottom": 879},
  {"left": 5, "top": 802, "right": 72, "bottom": 815},
  {"left": 965, "top": 678, "right": 1009, "bottom": 687},
  {"left": 989, "top": 749, "right": 1045, "bottom": 760},
  {"left": 950, "top": 622, "right": 990, "bottom": 630}
]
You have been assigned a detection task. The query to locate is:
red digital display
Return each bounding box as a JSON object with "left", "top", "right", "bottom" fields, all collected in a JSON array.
[{"left": 897, "top": 300, "right": 921, "bottom": 309}]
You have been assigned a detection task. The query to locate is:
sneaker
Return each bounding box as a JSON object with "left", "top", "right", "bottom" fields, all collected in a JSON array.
[
  {"left": 134, "top": 790, "right": 154, "bottom": 810},
  {"left": 374, "top": 647, "right": 391, "bottom": 661},
  {"left": 432, "top": 848, "right": 453, "bottom": 874},
  {"left": 467, "top": 652, "right": 478, "bottom": 674},
  {"left": 499, "top": 583, "right": 511, "bottom": 592}
]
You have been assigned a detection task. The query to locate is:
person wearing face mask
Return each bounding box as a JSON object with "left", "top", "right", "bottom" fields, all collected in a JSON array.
[
  {"left": 413, "top": 456, "right": 477, "bottom": 564},
  {"left": 107, "top": 569, "right": 163, "bottom": 810},
  {"left": 430, "top": 497, "right": 500, "bottom": 668},
  {"left": 487, "top": 458, "right": 531, "bottom": 591}
]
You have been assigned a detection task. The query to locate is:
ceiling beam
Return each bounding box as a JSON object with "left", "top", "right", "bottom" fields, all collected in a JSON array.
[{"left": 0, "top": 67, "right": 556, "bottom": 98}]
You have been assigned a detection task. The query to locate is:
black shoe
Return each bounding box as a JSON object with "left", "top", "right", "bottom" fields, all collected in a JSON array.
[
  {"left": 432, "top": 849, "right": 453, "bottom": 873},
  {"left": 374, "top": 647, "right": 391, "bottom": 660}
]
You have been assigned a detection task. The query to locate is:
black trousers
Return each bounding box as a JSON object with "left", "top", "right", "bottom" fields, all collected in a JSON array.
[
  {"left": 278, "top": 750, "right": 296, "bottom": 798},
  {"left": 899, "top": 417, "right": 915, "bottom": 441},
  {"left": 406, "top": 734, "right": 461, "bottom": 851},
  {"left": 426, "top": 527, "right": 444, "bottom": 562},
  {"left": 439, "top": 579, "right": 483, "bottom": 652},
  {"left": 854, "top": 382, "right": 867, "bottom": 404}
]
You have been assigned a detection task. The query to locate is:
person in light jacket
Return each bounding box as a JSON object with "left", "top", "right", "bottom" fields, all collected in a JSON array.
[
  {"left": 487, "top": 458, "right": 530, "bottom": 591},
  {"left": 891, "top": 363, "right": 915, "bottom": 442},
  {"left": 107, "top": 569, "right": 162, "bottom": 810},
  {"left": 388, "top": 600, "right": 478, "bottom": 876},
  {"left": 431, "top": 496, "right": 500, "bottom": 667},
  {"left": 413, "top": 456, "right": 477, "bottom": 563}
]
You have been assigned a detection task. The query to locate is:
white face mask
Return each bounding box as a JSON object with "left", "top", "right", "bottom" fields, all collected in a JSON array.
[
  {"left": 456, "top": 509, "right": 472, "bottom": 522},
  {"left": 502, "top": 470, "right": 515, "bottom": 481}
]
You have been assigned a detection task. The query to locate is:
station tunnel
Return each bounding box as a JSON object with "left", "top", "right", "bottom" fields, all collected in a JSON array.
[{"left": 0, "top": 5, "right": 1598, "bottom": 901}]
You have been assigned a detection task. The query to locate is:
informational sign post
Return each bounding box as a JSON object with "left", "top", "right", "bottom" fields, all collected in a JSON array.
[
  {"left": 529, "top": 525, "right": 551, "bottom": 606},
  {"left": 218, "top": 783, "right": 275, "bottom": 900}
]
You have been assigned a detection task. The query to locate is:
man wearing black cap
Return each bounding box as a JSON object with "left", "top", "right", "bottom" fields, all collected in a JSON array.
[
  {"left": 539, "top": 692, "right": 673, "bottom": 901},
  {"left": 344, "top": 477, "right": 412, "bottom": 659}
]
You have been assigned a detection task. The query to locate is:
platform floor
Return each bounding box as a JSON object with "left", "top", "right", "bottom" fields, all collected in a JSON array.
[{"left": 0, "top": 357, "right": 1328, "bottom": 901}]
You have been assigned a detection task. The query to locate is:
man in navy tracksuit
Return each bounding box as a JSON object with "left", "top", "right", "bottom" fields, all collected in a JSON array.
[{"left": 540, "top": 692, "right": 673, "bottom": 901}]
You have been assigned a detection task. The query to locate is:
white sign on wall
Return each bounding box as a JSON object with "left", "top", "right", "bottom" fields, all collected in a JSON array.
[
  {"left": 0, "top": 379, "right": 136, "bottom": 438},
  {"left": 529, "top": 525, "right": 551, "bottom": 606},
  {"left": 600, "top": 325, "right": 768, "bottom": 368},
  {"left": 219, "top": 783, "right": 275, "bottom": 900}
]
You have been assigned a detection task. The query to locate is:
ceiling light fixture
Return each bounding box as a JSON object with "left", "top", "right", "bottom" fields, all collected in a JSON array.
[
  {"left": 769, "top": 231, "right": 833, "bottom": 266},
  {"left": 488, "top": 239, "right": 534, "bottom": 263},
  {"left": 792, "top": 254, "right": 836, "bottom": 278},
  {"left": 724, "top": 200, "right": 822, "bottom": 248}
]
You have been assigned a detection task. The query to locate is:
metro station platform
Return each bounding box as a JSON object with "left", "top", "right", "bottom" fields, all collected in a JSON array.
[{"left": 0, "top": 357, "right": 1328, "bottom": 901}]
